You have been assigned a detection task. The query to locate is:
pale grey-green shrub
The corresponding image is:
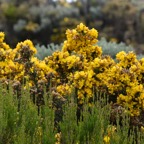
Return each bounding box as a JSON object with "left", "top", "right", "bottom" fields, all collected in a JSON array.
[
  {"left": 97, "top": 37, "right": 134, "bottom": 59},
  {"left": 35, "top": 38, "right": 135, "bottom": 60},
  {"left": 35, "top": 43, "right": 62, "bottom": 60}
]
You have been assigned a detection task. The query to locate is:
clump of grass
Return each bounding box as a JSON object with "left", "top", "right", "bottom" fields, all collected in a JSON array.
[
  {"left": 0, "top": 83, "right": 56, "bottom": 144},
  {"left": 1, "top": 83, "right": 144, "bottom": 144}
]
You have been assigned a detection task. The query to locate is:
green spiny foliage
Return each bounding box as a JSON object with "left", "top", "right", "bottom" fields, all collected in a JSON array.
[
  {"left": 1, "top": 83, "right": 144, "bottom": 143},
  {"left": 0, "top": 83, "right": 56, "bottom": 144},
  {"left": 58, "top": 91, "right": 144, "bottom": 144}
]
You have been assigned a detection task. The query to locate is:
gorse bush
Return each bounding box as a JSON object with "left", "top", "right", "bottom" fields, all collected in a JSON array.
[
  {"left": 0, "top": 23, "right": 144, "bottom": 115},
  {"left": 1, "top": 23, "right": 144, "bottom": 130}
]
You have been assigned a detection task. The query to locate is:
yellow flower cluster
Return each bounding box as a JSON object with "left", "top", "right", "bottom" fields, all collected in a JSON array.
[
  {"left": 14, "top": 39, "right": 37, "bottom": 61},
  {"left": 55, "top": 132, "right": 61, "bottom": 144},
  {"left": 117, "top": 84, "right": 144, "bottom": 116},
  {"left": 0, "top": 32, "right": 5, "bottom": 43},
  {"left": 103, "top": 125, "right": 116, "bottom": 144},
  {"left": 62, "top": 23, "right": 102, "bottom": 61},
  {"left": 44, "top": 51, "right": 70, "bottom": 71},
  {"left": 0, "top": 35, "right": 56, "bottom": 89},
  {"left": 1, "top": 23, "right": 144, "bottom": 116},
  {"left": 31, "top": 57, "right": 56, "bottom": 82},
  {"left": 93, "top": 51, "right": 144, "bottom": 116},
  {"left": 56, "top": 84, "right": 72, "bottom": 97},
  {"left": 44, "top": 51, "right": 83, "bottom": 85},
  {"left": 70, "top": 70, "right": 94, "bottom": 104},
  {"left": 0, "top": 33, "right": 24, "bottom": 81},
  {"left": 116, "top": 51, "right": 138, "bottom": 68}
]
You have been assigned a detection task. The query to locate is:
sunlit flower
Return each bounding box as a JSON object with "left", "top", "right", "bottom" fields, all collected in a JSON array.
[
  {"left": 103, "top": 135, "right": 110, "bottom": 144},
  {"left": 0, "top": 32, "right": 5, "bottom": 43}
]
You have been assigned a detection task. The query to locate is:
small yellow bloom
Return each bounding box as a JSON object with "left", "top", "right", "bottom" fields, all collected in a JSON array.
[
  {"left": 103, "top": 135, "right": 110, "bottom": 144},
  {"left": 0, "top": 32, "right": 5, "bottom": 42},
  {"left": 116, "top": 51, "right": 126, "bottom": 61}
]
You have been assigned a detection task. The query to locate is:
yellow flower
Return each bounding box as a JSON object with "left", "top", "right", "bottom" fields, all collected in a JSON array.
[
  {"left": 63, "top": 23, "right": 99, "bottom": 56},
  {"left": 80, "top": 71, "right": 86, "bottom": 77},
  {"left": 2, "top": 42, "right": 11, "bottom": 50},
  {"left": 78, "top": 79, "right": 85, "bottom": 89},
  {"left": 55, "top": 132, "right": 61, "bottom": 139},
  {"left": 90, "top": 28, "right": 98, "bottom": 38},
  {"left": 87, "top": 70, "right": 94, "bottom": 79},
  {"left": 84, "top": 87, "right": 92, "bottom": 96},
  {"left": 77, "top": 90, "right": 84, "bottom": 100},
  {"left": 14, "top": 71, "right": 25, "bottom": 81},
  {"left": 116, "top": 51, "right": 126, "bottom": 61},
  {"left": 15, "top": 39, "right": 37, "bottom": 55},
  {"left": 0, "top": 32, "right": 5, "bottom": 43},
  {"left": 103, "top": 135, "right": 110, "bottom": 144},
  {"left": 1, "top": 69, "right": 4, "bottom": 74},
  {"left": 56, "top": 84, "right": 71, "bottom": 96},
  {"left": 65, "top": 55, "right": 80, "bottom": 69},
  {"left": 79, "top": 23, "right": 84, "bottom": 30},
  {"left": 141, "top": 126, "right": 144, "bottom": 133}
]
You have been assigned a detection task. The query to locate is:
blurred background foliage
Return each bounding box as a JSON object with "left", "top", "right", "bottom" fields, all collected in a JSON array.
[{"left": 0, "top": 0, "right": 144, "bottom": 54}]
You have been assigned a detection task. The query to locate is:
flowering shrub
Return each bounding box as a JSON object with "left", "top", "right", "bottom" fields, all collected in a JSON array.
[{"left": 1, "top": 23, "right": 144, "bottom": 118}]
